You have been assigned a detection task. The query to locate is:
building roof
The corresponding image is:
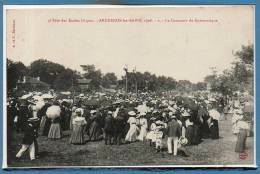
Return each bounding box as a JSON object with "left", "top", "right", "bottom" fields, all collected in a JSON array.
[
  {"left": 26, "top": 77, "right": 42, "bottom": 84},
  {"left": 17, "top": 76, "right": 50, "bottom": 87}
]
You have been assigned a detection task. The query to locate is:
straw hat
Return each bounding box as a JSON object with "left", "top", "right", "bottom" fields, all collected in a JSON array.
[
  {"left": 79, "top": 93, "right": 85, "bottom": 98},
  {"left": 41, "top": 94, "right": 54, "bottom": 99},
  {"left": 178, "top": 136, "right": 188, "bottom": 146},
  {"left": 169, "top": 112, "right": 176, "bottom": 118},
  {"left": 235, "top": 109, "right": 243, "bottom": 115},
  {"left": 128, "top": 111, "right": 136, "bottom": 116},
  {"left": 182, "top": 110, "right": 190, "bottom": 117},
  {"left": 150, "top": 117, "right": 156, "bottom": 120},
  {"left": 152, "top": 109, "right": 158, "bottom": 114},
  {"left": 155, "top": 120, "right": 164, "bottom": 125},
  {"left": 28, "top": 117, "right": 40, "bottom": 122},
  {"left": 136, "top": 112, "right": 146, "bottom": 118},
  {"left": 90, "top": 110, "right": 97, "bottom": 114}
]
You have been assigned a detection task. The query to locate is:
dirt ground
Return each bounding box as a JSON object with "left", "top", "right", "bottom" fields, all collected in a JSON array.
[{"left": 7, "top": 115, "right": 254, "bottom": 168}]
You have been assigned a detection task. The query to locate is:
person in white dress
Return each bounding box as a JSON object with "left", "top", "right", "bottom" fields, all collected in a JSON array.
[
  {"left": 146, "top": 117, "right": 157, "bottom": 146},
  {"left": 232, "top": 109, "right": 243, "bottom": 134},
  {"left": 137, "top": 112, "right": 148, "bottom": 141},
  {"left": 125, "top": 111, "right": 140, "bottom": 142},
  {"left": 154, "top": 120, "right": 165, "bottom": 152}
]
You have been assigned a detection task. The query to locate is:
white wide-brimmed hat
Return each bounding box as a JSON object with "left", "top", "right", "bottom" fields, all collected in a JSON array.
[
  {"left": 169, "top": 112, "right": 176, "bottom": 118},
  {"left": 178, "top": 136, "right": 188, "bottom": 145},
  {"left": 21, "top": 93, "right": 33, "bottom": 100},
  {"left": 152, "top": 109, "right": 158, "bottom": 114},
  {"left": 155, "top": 120, "right": 164, "bottom": 125},
  {"left": 182, "top": 110, "right": 190, "bottom": 117},
  {"left": 235, "top": 109, "right": 243, "bottom": 115},
  {"left": 79, "top": 93, "right": 85, "bottom": 98},
  {"left": 171, "top": 115, "right": 176, "bottom": 119},
  {"left": 41, "top": 94, "right": 54, "bottom": 99},
  {"left": 90, "top": 110, "right": 97, "bottom": 114},
  {"left": 136, "top": 112, "right": 146, "bottom": 118},
  {"left": 75, "top": 108, "right": 84, "bottom": 115},
  {"left": 209, "top": 98, "right": 216, "bottom": 102},
  {"left": 128, "top": 111, "right": 136, "bottom": 116}
]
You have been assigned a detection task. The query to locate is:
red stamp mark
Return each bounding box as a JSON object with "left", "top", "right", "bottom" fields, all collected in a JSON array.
[{"left": 239, "top": 151, "right": 248, "bottom": 160}]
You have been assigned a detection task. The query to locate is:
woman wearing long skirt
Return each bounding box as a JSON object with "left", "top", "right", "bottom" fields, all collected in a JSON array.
[
  {"left": 39, "top": 115, "right": 47, "bottom": 134},
  {"left": 137, "top": 113, "right": 148, "bottom": 141},
  {"left": 46, "top": 104, "right": 62, "bottom": 140},
  {"left": 208, "top": 107, "right": 220, "bottom": 139},
  {"left": 125, "top": 111, "right": 140, "bottom": 142},
  {"left": 37, "top": 98, "right": 52, "bottom": 136},
  {"left": 48, "top": 117, "right": 62, "bottom": 139},
  {"left": 235, "top": 120, "right": 249, "bottom": 152},
  {"left": 146, "top": 118, "right": 157, "bottom": 146},
  {"left": 70, "top": 106, "right": 77, "bottom": 130},
  {"left": 185, "top": 118, "right": 194, "bottom": 145},
  {"left": 198, "top": 105, "right": 211, "bottom": 139},
  {"left": 232, "top": 109, "right": 243, "bottom": 134},
  {"left": 192, "top": 123, "right": 201, "bottom": 145},
  {"left": 88, "top": 110, "right": 103, "bottom": 141},
  {"left": 154, "top": 120, "right": 165, "bottom": 152},
  {"left": 70, "top": 108, "right": 86, "bottom": 144},
  {"left": 209, "top": 119, "right": 219, "bottom": 139}
]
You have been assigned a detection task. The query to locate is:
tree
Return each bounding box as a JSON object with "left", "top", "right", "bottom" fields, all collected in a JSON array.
[
  {"left": 80, "top": 64, "right": 102, "bottom": 89},
  {"left": 235, "top": 44, "right": 254, "bottom": 65},
  {"left": 177, "top": 80, "right": 192, "bottom": 91},
  {"left": 53, "top": 68, "right": 78, "bottom": 90},
  {"left": 29, "top": 59, "right": 65, "bottom": 88},
  {"left": 233, "top": 44, "right": 254, "bottom": 94},
  {"left": 204, "top": 44, "right": 254, "bottom": 96},
  {"left": 7, "top": 59, "right": 28, "bottom": 90},
  {"left": 193, "top": 82, "right": 207, "bottom": 91},
  {"left": 102, "top": 72, "right": 117, "bottom": 88},
  {"left": 165, "top": 77, "right": 177, "bottom": 90}
]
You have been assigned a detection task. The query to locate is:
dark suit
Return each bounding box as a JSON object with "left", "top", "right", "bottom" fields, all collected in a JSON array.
[
  {"left": 166, "top": 119, "right": 181, "bottom": 155},
  {"left": 166, "top": 119, "right": 181, "bottom": 138},
  {"left": 16, "top": 120, "right": 39, "bottom": 160},
  {"left": 113, "top": 110, "right": 127, "bottom": 145},
  {"left": 104, "top": 114, "right": 114, "bottom": 145}
]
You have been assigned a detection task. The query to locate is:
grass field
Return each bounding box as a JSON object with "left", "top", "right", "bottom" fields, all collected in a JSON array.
[{"left": 7, "top": 115, "right": 254, "bottom": 167}]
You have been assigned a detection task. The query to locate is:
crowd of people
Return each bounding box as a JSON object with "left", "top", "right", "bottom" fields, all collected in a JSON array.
[{"left": 7, "top": 90, "right": 253, "bottom": 161}]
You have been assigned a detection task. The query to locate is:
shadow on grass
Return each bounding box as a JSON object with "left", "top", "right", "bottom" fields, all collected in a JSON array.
[
  {"left": 38, "top": 151, "right": 52, "bottom": 158},
  {"left": 72, "top": 149, "right": 90, "bottom": 156}
]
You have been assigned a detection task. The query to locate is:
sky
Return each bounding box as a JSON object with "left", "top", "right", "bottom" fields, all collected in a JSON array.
[{"left": 5, "top": 5, "right": 254, "bottom": 83}]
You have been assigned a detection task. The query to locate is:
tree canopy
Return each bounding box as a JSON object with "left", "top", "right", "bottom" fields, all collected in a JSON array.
[
  {"left": 7, "top": 44, "right": 253, "bottom": 94},
  {"left": 204, "top": 44, "right": 254, "bottom": 96}
]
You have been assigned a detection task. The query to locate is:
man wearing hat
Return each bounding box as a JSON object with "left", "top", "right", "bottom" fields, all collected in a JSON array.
[
  {"left": 104, "top": 111, "right": 114, "bottom": 145},
  {"left": 16, "top": 97, "right": 31, "bottom": 132},
  {"left": 166, "top": 111, "right": 181, "bottom": 156},
  {"left": 113, "top": 106, "right": 127, "bottom": 145},
  {"left": 16, "top": 117, "right": 40, "bottom": 161}
]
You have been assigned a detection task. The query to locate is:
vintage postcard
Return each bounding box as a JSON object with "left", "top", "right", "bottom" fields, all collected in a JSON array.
[{"left": 3, "top": 5, "right": 256, "bottom": 168}]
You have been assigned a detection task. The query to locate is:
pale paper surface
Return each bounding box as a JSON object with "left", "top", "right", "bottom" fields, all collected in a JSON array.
[{"left": 5, "top": 6, "right": 254, "bottom": 83}]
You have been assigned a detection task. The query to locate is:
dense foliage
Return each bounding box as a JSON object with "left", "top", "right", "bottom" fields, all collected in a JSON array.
[
  {"left": 204, "top": 44, "right": 254, "bottom": 96},
  {"left": 7, "top": 44, "right": 253, "bottom": 94}
]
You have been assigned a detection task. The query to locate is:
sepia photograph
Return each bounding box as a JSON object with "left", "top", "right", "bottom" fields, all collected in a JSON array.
[{"left": 3, "top": 5, "right": 255, "bottom": 168}]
